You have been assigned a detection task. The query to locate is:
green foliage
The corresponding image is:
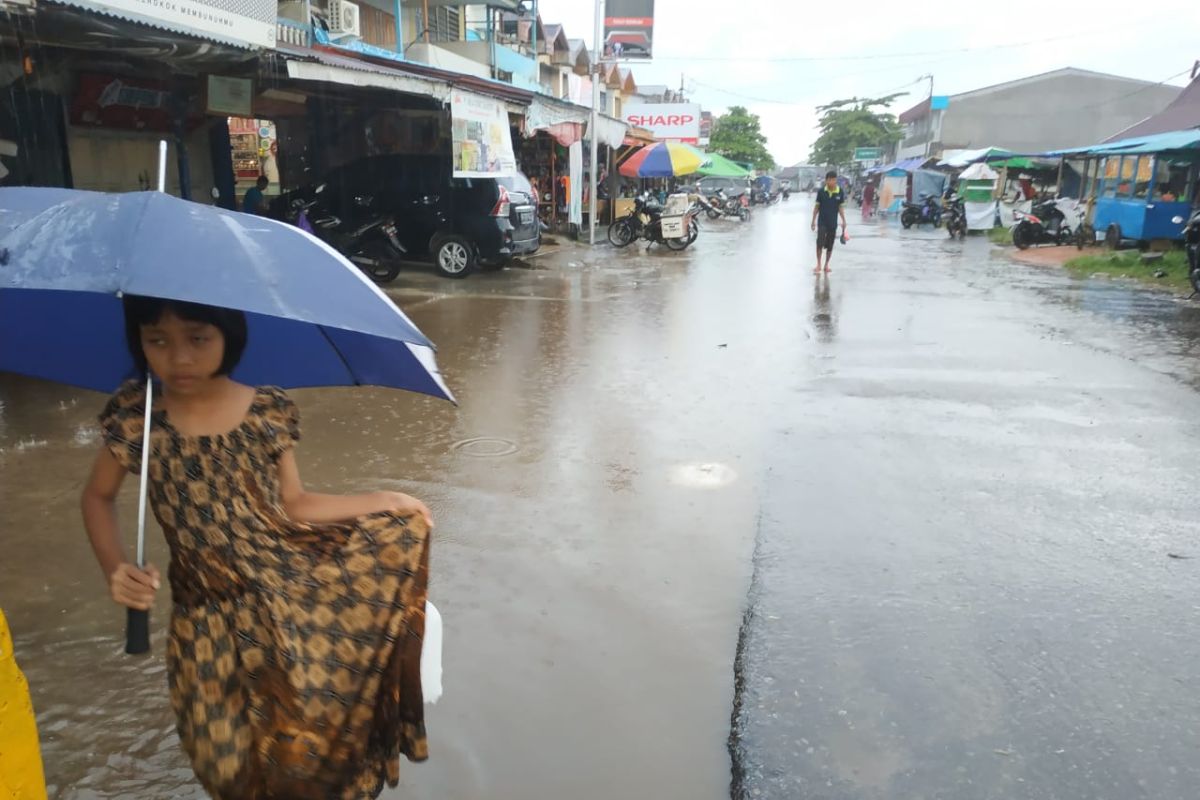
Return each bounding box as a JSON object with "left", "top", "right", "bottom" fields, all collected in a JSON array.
[
  {"left": 710, "top": 106, "right": 775, "bottom": 171},
  {"left": 809, "top": 94, "right": 906, "bottom": 167},
  {"left": 1065, "top": 250, "right": 1190, "bottom": 292}
]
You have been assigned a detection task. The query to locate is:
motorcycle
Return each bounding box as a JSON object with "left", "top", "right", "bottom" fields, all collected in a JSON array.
[
  {"left": 900, "top": 195, "right": 942, "bottom": 229},
  {"left": 607, "top": 192, "right": 694, "bottom": 251},
  {"left": 712, "top": 189, "right": 751, "bottom": 222},
  {"left": 1010, "top": 196, "right": 1072, "bottom": 249},
  {"left": 944, "top": 194, "right": 967, "bottom": 240},
  {"left": 1175, "top": 210, "right": 1200, "bottom": 296},
  {"left": 695, "top": 193, "right": 723, "bottom": 221},
  {"left": 289, "top": 189, "right": 406, "bottom": 283}
]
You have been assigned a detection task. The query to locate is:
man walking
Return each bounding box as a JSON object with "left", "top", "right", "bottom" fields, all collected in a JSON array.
[{"left": 811, "top": 170, "right": 848, "bottom": 273}]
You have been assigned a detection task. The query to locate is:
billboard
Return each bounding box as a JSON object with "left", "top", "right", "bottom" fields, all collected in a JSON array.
[
  {"left": 58, "top": 0, "right": 276, "bottom": 48},
  {"left": 623, "top": 103, "right": 701, "bottom": 143},
  {"left": 603, "top": 0, "right": 654, "bottom": 60},
  {"left": 450, "top": 89, "right": 517, "bottom": 178}
]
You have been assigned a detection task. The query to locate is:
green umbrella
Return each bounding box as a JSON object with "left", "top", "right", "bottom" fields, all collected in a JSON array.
[{"left": 698, "top": 152, "right": 753, "bottom": 178}]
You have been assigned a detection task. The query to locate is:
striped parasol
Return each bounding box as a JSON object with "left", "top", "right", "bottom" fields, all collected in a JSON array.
[{"left": 619, "top": 142, "right": 705, "bottom": 178}]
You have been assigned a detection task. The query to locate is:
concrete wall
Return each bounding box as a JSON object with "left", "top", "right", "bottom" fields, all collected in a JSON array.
[
  {"left": 940, "top": 73, "right": 1181, "bottom": 153},
  {"left": 407, "top": 42, "right": 490, "bottom": 79}
]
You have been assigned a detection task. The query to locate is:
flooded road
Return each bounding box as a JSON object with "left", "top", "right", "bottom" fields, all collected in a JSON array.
[{"left": 3, "top": 199, "right": 1200, "bottom": 798}]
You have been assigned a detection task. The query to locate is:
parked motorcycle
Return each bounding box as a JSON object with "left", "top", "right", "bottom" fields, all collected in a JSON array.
[
  {"left": 900, "top": 194, "right": 942, "bottom": 229},
  {"left": 1175, "top": 211, "right": 1200, "bottom": 296},
  {"left": 712, "top": 189, "right": 751, "bottom": 222},
  {"left": 694, "top": 193, "right": 723, "bottom": 221},
  {"left": 289, "top": 189, "right": 405, "bottom": 283},
  {"left": 944, "top": 194, "right": 967, "bottom": 240},
  {"left": 607, "top": 192, "right": 694, "bottom": 251},
  {"left": 1010, "top": 196, "right": 1072, "bottom": 249}
]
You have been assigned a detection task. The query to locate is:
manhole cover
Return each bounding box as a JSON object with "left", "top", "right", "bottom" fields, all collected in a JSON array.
[{"left": 451, "top": 437, "right": 519, "bottom": 458}]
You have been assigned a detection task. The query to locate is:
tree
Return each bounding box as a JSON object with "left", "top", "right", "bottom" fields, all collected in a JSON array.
[
  {"left": 809, "top": 94, "right": 906, "bottom": 168},
  {"left": 710, "top": 106, "right": 775, "bottom": 171}
]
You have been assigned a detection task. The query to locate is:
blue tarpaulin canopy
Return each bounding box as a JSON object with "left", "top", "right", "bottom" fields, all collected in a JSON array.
[
  {"left": 1045, "top": 129, "right": 1200, "bottom": 158},
  {"left": 869, "top": 156, "right": 929, "bottom": 175}
]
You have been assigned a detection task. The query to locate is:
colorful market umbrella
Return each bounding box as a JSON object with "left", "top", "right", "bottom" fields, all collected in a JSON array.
[
  {"left": 619, "top": 142, "right": 705, "bottom": 178},
  {"left": 697, "top": 152, "right": 752, "bottom": 178}
]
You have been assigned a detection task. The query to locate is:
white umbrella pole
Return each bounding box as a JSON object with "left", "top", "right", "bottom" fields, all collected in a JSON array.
[
  {"left": 128, "top": 142, "right": 165, "bottom": 654},
  {"left": 126, "top": 373, "right": 154, "bottom": 655}
]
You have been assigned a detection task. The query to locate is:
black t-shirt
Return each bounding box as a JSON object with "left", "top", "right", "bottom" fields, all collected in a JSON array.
[{"left": 815, "top": 186, "right": 844, "bottom": 229}]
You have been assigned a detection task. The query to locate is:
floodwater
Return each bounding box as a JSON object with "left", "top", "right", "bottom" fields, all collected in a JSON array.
[{"left": 3, "top": 198, "right": 1200, "bottom": 799}]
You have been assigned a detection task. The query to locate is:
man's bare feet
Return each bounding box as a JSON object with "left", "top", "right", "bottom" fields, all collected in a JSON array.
[
  {"left": 824, "top": 266, "right": 832, "bottom": 273},
  {"left": 813, "top": 266, "right": 822, "bottom": 274}
]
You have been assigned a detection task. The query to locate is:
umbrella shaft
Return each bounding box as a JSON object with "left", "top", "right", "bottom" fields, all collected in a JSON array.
[{"left": 135, "top": 375, "right": 153, "bottom": 567}]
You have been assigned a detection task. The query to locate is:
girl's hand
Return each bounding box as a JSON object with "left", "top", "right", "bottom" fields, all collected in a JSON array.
[
  {"left": 378, "top": 491, "right": 434, "bottom": 529},
  {"left": 109, "top": 563, "right": 160, "bottom": 610}
]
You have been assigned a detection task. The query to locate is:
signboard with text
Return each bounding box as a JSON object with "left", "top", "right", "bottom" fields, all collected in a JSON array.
[
  {"left": 59, "top": 0, "right": 276, "bottom": 49},
  {"left": 450, "top": 89, "right": 517, "bottom": 178},
  {"left": 853, "top": 147, "right": 884, "bottom": 161},
  {"left": 623, "top": 103, "right": 700, "bottom": 143},
  {"left": 603, "top": 0, "right": 654, "bottom": 60}
]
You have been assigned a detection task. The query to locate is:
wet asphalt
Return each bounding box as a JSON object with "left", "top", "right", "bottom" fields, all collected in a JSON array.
[{"left": 2, "top": 197, "right": 1200, "bottom": 799}]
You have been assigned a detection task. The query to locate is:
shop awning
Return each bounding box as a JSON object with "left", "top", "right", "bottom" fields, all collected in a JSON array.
[
  {"left": 1044, "top": 128, "right": 1200, "bottom": 158},
  {"left": 869, "top": 156, "right": 930, "bottom": 174},
  {"left": 525, "top": 95, "right": 588, "bottom": 145},
  {"left": 937, "top": 147, "right": 1012, "bottom": 168},
  {"left": 588, "top": 114, "right": 629, "bottom": 149},
  {"left": 284, "top": 51, "right": 451, "bottom": 102}
]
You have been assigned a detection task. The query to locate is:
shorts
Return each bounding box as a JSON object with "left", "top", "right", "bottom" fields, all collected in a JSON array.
[{"left": 816, "top": 225, "right": 837, "bottom": 251}]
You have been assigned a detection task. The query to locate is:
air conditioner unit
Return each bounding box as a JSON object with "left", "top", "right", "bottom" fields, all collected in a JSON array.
[{"left": 328, "top": 0, "right": 361, "bottom": 39}]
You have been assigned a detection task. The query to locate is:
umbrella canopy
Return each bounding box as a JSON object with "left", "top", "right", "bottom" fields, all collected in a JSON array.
[
  {"left": 619, "top": 142, "right": 704, "bottom": 178},
  {"left": 697, "top": 152, "right": 752, "bottom": 178},
  {"left": 0, "top": 188, "right": 453, "bottom": 401}
]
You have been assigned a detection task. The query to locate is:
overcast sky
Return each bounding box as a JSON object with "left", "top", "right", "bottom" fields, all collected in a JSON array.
[{"left": 531, "top": 0, "right": 1197, "bottom": 165}]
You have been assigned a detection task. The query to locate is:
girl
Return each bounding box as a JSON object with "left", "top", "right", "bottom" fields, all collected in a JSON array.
[{"left": 81, "top": 295, "right": 433, "bottom": 800}]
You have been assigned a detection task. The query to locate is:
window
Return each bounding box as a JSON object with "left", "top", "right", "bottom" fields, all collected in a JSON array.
[
  {"left": 1117, "top": 156, "right": 1135, "bottom": 198},
  {"left": 1153, "top": 157, "right": 1192, "bottom": 201},
  {"left": 1133, "top": 156, "right": 1153, "bottom": 199},
  {"left": 429, "top": 6, "right": 460, "bottom": 42},
  {"left": 1101, "top": 157, "right": 1118, "bottom": 197}
]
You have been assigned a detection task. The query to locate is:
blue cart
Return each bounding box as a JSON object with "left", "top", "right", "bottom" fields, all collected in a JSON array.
[{"left": 1090, "top": 152, "right": 1197, "bottom": 247}]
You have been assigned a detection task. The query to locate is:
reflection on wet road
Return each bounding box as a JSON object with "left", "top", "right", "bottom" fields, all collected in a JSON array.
[{"left": 3, "top": 199, "right": 1200, "bottom": 798}]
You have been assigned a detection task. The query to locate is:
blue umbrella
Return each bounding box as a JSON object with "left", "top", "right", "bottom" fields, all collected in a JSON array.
[{"left": 0, "top": 186, "right": 454, "bottom": 652}]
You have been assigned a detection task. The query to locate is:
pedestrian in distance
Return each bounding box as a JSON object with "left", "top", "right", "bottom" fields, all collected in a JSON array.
[
  {"left": 80, "top": 295, "right": 435, "bottom": 799},
  {"left": 811, "top": 170, "right": 848, "bottom": 274},
  {"left": 241, "top": 175, "right": 269, "bottom": 216}
]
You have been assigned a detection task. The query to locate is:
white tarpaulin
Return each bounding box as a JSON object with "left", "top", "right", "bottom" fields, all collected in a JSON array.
[
  {"left": 569, "top": 140, "right": 583, "bottom": 227},
  {"left": 587, "top": 115, "right": 629, "bottom": 149},
  {"left": 959, "top": 162, "right": 999, "bottom": 181},
  {"left": 450, "top": 89, "right": 517, "bottom": 178},
  {"left": 526, "top": 96, "right": 587, "bottom": 130},
  {"left": 879, "top": 175, "right": 907, "bottom": 214},
  {"left": 966, "top": 201, "right": 998, "bottom": 231},
  {"left": 998, "top": 199, "right": 1030, "bottom": 228},
  {"left": 939, "top": 147, "right": 1010, "bottom": 169}
]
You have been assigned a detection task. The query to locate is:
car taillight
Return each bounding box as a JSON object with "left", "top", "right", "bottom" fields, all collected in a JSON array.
[{"left": 491, "top": 185, "right": 511, "bottom": 218}]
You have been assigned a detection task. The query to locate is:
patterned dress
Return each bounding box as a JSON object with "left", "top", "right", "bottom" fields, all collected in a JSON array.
[{"left": 99, "top": 381, "right": 430, "bottom": 799}]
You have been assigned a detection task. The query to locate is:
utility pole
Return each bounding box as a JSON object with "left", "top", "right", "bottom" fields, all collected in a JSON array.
[
  {"left": 920, "top": 73, "right": 934, "bottom": 158},
  {"left": 588, "top": 0, "right": 602, "bottom": 245}
]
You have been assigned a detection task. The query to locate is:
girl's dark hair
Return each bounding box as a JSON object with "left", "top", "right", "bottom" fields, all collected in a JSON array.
[{"left": 123, "top": 295, "right": 248, "bottom": 377}]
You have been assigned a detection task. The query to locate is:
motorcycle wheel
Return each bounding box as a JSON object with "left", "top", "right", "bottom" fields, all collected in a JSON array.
[
  {"left": 739, "top": 207, "right": 750, "bottom": 222},
  {"left": 1012, "top": 224, "right": 1032, "bottom": 250},
  {"left": 958, "top": 223, "right": 967, "bottom": 241},
  {"left": 608, "top": 218, "right": 636, "bottom": 248},
  {"left": 665, "top": 234, "right": 690, "bottom": 251},
  {"left": 706, "top": 208, "right": 722, "bottom": 220},
  {"left": 901, "top": 211, "right": 915, "bottom": 229},
  {"left": 351, "top": 241, "right": 402, "bottom": 284},
  {"left": 686, "top": 217, "right": 699, "bottom": 244},
  {"left": 1056, "top": 226, "right": 1073, "bottom": 246},
  {"left": 933, "top": 215, "right": 943, "bottom": 228},
  {"left": 1104, "top": 224, "right": 1122, "bottom": 251}
]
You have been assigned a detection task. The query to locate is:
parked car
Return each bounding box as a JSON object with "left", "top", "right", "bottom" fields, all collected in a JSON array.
[
  {"left": 697, "top": 176, "right": 749, "bottom": 198},
  {"left": 274, "top": 155, "right": 534, "bottom": 278}
]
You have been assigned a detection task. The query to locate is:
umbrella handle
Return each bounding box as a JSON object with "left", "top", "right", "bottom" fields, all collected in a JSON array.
[
  {"left": 126, "top": 374, "right": 154, "bottom": 656},
  {"left": 126, "top": 608, "right": 150, "bottom": 654}
]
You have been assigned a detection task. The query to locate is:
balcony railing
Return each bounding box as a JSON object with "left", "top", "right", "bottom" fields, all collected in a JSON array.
[{"left": 277, "top": 18, "right": 310, "bottom": 48}]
